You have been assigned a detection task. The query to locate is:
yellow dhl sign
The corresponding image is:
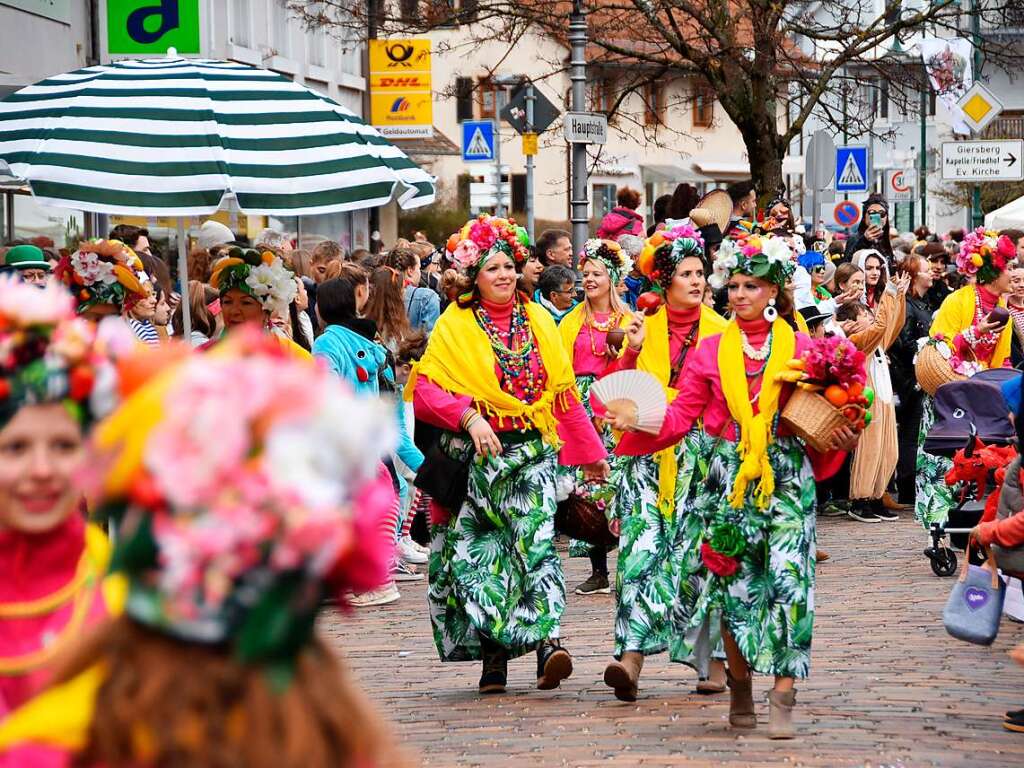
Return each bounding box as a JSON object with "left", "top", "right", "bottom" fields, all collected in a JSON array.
[{"left": 369, "top": 39, "right": 432, "bottom": 139}]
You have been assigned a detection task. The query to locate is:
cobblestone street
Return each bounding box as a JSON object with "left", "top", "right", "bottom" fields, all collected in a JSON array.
[{"left": 324, "top": 515, "right": 1024, "bottom": 767}]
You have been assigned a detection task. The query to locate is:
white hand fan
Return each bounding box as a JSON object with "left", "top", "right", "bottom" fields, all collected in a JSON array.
[{"left": 590, "top": 370, "right": 667, "bottom": 435}]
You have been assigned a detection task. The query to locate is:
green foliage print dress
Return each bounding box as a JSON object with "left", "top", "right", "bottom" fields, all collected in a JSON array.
[
  {"left": 612, "top": 428, "right": 724, "bottom": 673},
  {"left": 675, "top": 435, "right": 817, "bottom": 679},
  {"left": 428, "top": 431, "right": 566, "bottom": 661},
  {"left": 914, "top": 397, "right": 954, "bottom": 529}
]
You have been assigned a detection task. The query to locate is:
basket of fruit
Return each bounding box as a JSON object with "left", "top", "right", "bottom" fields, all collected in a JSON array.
[{"left": 779, "top": 337, "right": 871, "bottom": 452}]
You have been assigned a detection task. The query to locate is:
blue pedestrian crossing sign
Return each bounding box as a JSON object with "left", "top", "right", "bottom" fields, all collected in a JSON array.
[
  {"left": 462, "top": 120, "right": 495, "bottom": 162},
  {"left": 835, "top": 146, "right": 870, "bottom": 192}
]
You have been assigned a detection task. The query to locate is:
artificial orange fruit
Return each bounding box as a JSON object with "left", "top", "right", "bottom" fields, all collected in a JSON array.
[{"left": 824, "top": 385, "right": 849, "bottom": 407}]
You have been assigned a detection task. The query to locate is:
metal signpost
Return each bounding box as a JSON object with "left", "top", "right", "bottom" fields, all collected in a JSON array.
[
  {"left": 568, "top": 2, "right": 589, "bottom": 258},
  {"left": 499, "top": 83, "right": 559, "bottom": 239}
]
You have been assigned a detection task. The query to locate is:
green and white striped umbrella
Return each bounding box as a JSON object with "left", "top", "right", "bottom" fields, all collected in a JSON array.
[{"left": 0, "top": 56, "right": 435, "bottom": 216}]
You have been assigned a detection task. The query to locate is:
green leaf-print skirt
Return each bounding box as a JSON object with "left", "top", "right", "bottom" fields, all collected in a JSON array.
[
  {"left": 674, "top": 435, "right": 817, "bottom": 679},
  {"left": 611, "top": 429, "right": 724, "bottom": 674},
  {"left": 915, "top": 396, "right": 955, "bottom": 529},
  {"left": 427, "top": 430, "right": 564, "bottom": 662}
]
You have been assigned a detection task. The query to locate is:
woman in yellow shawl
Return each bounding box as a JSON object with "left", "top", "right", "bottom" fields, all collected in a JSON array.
[
  {"left": 407, "top": 216, "right": 608, "bottom": 696},
  {"left": 597, "top": 224, "right": 728, "bottom": 703},
  {"left": 915, "top": 229, "right": 1015, "bottom": 529},
  {"left": 609, "top": 232, "right": 858, "bottom": 739},
  {"left": 557, "top": 239, "right": 633, "bottom": 597}
]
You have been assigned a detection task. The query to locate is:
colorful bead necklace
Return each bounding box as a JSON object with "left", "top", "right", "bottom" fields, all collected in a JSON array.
[
  {"left": 475, "top": 300, "right": 546, "bottom": 403},
  {"left": 585, "top": 309, "right": 623, "bottom": 358}
]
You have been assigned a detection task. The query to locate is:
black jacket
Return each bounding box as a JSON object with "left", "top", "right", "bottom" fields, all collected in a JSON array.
[{"left": 890, "top": 293, "right": 933, "bottom": 408}]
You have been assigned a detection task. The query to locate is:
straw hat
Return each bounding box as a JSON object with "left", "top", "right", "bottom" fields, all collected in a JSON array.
[{"left": 690, "top": 189, "right": 732, "bottom": 233}]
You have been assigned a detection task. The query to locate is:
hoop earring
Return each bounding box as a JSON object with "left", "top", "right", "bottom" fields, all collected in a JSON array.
[{"left": 763, "top": 297, "right": 778, "bottom": 323}]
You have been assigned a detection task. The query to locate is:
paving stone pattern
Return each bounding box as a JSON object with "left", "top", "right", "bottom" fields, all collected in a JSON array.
[{"left": 322, "top": 516, "right": 1024, "bottom": 767}]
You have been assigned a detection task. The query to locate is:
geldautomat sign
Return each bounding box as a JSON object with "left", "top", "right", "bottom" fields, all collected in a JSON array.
[{"left": 107, "top": 0, "right": 200, "bottom": 55}]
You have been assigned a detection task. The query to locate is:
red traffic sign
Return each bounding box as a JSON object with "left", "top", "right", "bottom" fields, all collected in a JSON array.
[{"left": 833, "top": 200, "right": 861, "bottom": 228}]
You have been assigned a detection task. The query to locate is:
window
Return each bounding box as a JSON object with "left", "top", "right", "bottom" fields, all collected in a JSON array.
[
  {"left": 643, "top": 81, "right": 665, "bottom": 126},
  {"left": 455, "top": 77, "right": 474, "bottom": 122},
  {"left": 512, "top": 174, "right": 526, "bottom": 214},
  {"left": 399, "top": 0, "right": 420, "bottom": 23},
  {"left": 460, "top": 0, "right": 480, "bottom": 23},
  {"left": 230, "top": 0, "right": 251, "bottom": 47},
  {"left": 271, "top": 0, "right": 291, "bottom": 58},
  {"left": 309, "top": 27, "right": 326, "bottom": 67},
  {"left": 593, "top": 184, "right": 617, "bottom": 221},
  {"left": 478, "top": 76, "right": 497, "bottom": 118},
  {"left": 424, "top": 0, "right": 457, "bottom": 26},
  {"left": 592, "top": 75, "right": 616, "bottom": 114},
  {"left": 692, "top": 82, "right": 714, "bottom": 128}
]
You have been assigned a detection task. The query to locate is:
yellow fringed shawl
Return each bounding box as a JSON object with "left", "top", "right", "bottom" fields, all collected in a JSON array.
[
  {"left": 717, "top": 317, "right": 796, "bottom": 509},
  {"left": 929, "top": 284, "right": 1012, "bottom": 369},
  {"left": 557, "top": 302, "right": 632, "bottom": 358},
  {"left": 634, "top": 305, "right": 727, "bottom": 516},
  {"left": 404, "top": 300, "right": 578, "bottom": 448}
]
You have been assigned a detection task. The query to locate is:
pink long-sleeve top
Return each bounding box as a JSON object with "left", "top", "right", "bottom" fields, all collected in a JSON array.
[
  {"left": 413, "top": 298, "right": 606, "bottom": 467},
  {"left": 572, "top": 311, "right": 621, "bottom": 377},
  {"left": 604, "top": 304, "right": 703, "bottom": 387},
  {"left": 617, "top": 316, "right": 844, "bottom": 479},
  {"left": 952, "top": 284, "right": 1000, "bottom": 361}
]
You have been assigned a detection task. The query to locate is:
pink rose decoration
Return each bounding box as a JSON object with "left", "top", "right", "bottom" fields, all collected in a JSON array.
[
  {"left": 469, "top": 220, "right": 498, "bottom": 251},
  {"left": 452, "top": 239, "right": 481, "bottom": 271}
]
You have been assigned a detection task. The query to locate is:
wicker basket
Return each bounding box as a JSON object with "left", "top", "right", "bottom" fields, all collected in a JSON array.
[
  {"left": 915, "top": 343, "right": 966, "bottom": 396},
  {"left": 780, "top": 388, "right": 850, "bottom": 453},
  {"left": 555, "top": 494, "right": 617, "bottom": 550}
]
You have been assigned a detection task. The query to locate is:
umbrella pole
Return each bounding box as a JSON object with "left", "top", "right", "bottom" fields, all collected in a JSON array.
[{"left": 176, "top": 218, "right": 192, "bottom": 339}]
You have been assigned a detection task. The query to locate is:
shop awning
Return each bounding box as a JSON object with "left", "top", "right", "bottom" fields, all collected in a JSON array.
[
  {"left": 692, "top": 160, "right": 751, "bottom": 179},
  {"left": 640, "top": 163, "right": 712, "bottom": 184}
]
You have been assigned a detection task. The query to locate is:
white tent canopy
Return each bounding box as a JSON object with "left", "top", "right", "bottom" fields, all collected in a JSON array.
[{"left": 985, "top": 195, "right": 1024, "bottom": 230}]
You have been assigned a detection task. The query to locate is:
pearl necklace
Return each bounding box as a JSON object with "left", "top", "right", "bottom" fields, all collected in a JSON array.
[{"left": 740, "top": 330, "right": 772, "bottom": 361}]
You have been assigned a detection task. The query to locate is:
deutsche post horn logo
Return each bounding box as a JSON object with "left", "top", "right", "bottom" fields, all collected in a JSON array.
[{"left": 386, "top": 43, "right": 415, "bottom": 66}]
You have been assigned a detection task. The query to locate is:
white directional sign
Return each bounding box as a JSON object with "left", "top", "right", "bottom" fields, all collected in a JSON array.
[
  {"left": 941, "top": 140, "right": 1023, "bottom": 182},
  {"left": 563, "top": 112, "right": 608, "bottom": 144}
]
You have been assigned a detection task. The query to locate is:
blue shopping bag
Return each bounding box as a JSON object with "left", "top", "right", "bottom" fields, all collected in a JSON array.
[{"left": 943, "top": 541, "right": 1006, "bottom": 646}]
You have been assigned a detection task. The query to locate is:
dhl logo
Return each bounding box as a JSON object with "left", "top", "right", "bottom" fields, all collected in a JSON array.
[{"left": 374, "top": 76, "right": 429, "bottom": 88}]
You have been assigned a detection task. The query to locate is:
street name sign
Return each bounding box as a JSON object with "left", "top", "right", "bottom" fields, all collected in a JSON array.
[
  {"left": 835, "top": 146, "right": 870, "bottom": 193},
  {"left": 462, "top": 120, "right": 496, "bottom": 162},
  {"left": 941, "top": 140, "right": 1023, "bottom": 182},
  {"left": 564, "top": 113, "right": 608, "bottom": 145}
]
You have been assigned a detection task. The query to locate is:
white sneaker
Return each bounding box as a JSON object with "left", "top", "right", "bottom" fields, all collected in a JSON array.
[
  {"left": 349, "top": 582, "right": 400, "bottom": 607},
  {"left": 399, "top": 536, "right": 428, "bottom": 564},
  {"left": 406, "top": 536, "right": 430, "bottom": 556},
  {"left": 392, "top": 559, "right": 424, "bottom": 582}
]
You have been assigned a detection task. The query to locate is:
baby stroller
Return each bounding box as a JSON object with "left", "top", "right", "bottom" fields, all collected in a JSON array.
[{"left": 922, "top": 369, "right": 1019, "bottom": 576}]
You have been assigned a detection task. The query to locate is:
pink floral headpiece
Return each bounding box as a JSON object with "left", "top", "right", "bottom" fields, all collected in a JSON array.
[
  {"left": 445, "top": 214, "right": 531, "bottom": 276},
  {"left": 956, "top": 227, "right": 1013, "bottom": 283}
]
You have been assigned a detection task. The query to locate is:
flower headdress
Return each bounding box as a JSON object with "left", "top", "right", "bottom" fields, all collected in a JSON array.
[
  {"left": 957, "top": 227, "right": 1014, "bottom": 284},
  {"left": 579, "top": 238, "right": 632, "bottom": 285},
  {"left": 54, "top": 239, "right": 152, "bottom": 314},
  {"left": 0, "top": 273, "right": 117, "bottom": 428},
  {"left": 635, "top": 223, "right": 705, "bottom": 293},
  {"left": 209, "top": 247, "right": 298, "bottom": 315},
  {"left": 708, "top": 232, "right": 797, "bottom": 290},
  {"left": 444, "top": 214, "right": 531, "bottom": 277},
  {"left": 87, "top": 331, "right": 397, "bottom": 670}
]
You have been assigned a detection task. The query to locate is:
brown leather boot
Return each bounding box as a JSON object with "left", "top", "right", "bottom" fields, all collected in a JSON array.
[
  {"left": 882, "top": 492, "right": 910, "bottom": 511},
  {"left": 726, "top": 669, "right": 756, "bottom": 728},
  {"left": 603, "top": 651, "right": 644, "bottom": 702},
  {"left": 768, "top": 688, "right": 797, "bottom": 739},
  {"left": 696, "top": 659, "right": 727, "bottom": 694}
]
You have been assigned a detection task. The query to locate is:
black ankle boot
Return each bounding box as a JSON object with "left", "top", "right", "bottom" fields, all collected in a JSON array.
[
  {"left": 536, "top": 639, "right": 573, "bottom": 690},
  {"left": 479, "top": 637, "right": 507, "bottom": 694}
]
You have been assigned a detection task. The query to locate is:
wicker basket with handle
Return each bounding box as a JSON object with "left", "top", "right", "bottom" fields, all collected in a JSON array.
[
  {"left": 780, "top": 388, "right": 850, "bottom": 453},
  {"left": 915, "top": 343, "right": 966, "bottom": 396}
]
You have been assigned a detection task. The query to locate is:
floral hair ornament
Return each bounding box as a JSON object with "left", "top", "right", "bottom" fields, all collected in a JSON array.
[
  {"left": 0, "top": 273, "right": 125, "bottom": 428},
  {"left": 956, "top": 227, "right": 1014, "bottom": 284},
  {"left": 636, "top": 222, "right": 705, "bottom": 293},
  {"left": 86, "top": 330, "right": 397, "bottom": 683},
  {"left": 708, "top": 232, "right": 797, "bottom": 290},
  {"left": 579, "top": 238, "right": 632, "bottom": 285},
  {"left": 54, "top": 239, "right": 152, "bottom": 314},
  {"left": 444, "top": 214, "right": 531, "bottom": 278},
  {"left": 209, "top": 247, "right": 298, "bottom": 315}
]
